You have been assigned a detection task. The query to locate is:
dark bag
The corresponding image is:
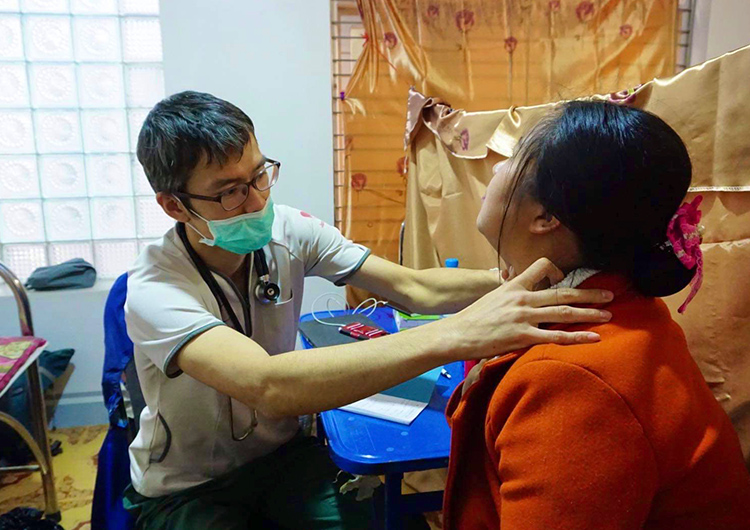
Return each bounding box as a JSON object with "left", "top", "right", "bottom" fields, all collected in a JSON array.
[
  {"left": 0, "top": 349, "right": 74, "bottom": 464},
  {"left": 25, "top": 258, "right": 96, "bottom": 291},
  {"left": 0, "top": 507, "right": 63, "bottom": 530}
]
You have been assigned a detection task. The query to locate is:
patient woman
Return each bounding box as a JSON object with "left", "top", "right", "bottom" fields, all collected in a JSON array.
[{"left": 442, "top": 100, "right": 750, "bottom": 529}]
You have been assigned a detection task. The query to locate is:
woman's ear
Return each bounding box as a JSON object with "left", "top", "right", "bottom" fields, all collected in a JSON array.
[
  {"left": 157, "top": 192, "right": 191, "bottom": 223},
  {"left": 529, "top": 205, "right": 561, "bottom": 235}
]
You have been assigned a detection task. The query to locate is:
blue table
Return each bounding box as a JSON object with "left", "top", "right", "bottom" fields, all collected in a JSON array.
[{"left": 299, "top": 308, "right": 462, "bottom": 530}]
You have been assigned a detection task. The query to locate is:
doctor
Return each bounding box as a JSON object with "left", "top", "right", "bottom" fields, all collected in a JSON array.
[{"left": 123, "top": 91, "right": 614, "bottom": 529}]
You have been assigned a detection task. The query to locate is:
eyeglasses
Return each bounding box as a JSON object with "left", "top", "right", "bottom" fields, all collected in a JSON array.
[{"left": 174, "top": 159, "right": 280, "bottom": 212}]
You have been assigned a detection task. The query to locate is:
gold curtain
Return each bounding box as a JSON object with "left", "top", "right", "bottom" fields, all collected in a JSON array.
[
  {"left": 338, "top": 0, "right": 678, "bottom": 303},
  {"left": 403, "top": 45, "right": 750, "bottom": 469}
]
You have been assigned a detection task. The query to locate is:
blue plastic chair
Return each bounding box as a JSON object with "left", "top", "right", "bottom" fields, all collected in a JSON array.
[{"left": 91, "top": 273, "right": 136, "bottom": 530}]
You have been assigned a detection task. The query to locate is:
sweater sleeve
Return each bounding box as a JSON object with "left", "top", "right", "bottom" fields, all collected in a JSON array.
[{"left": 488, "top": 359, "right": 659, "bottom": 530}]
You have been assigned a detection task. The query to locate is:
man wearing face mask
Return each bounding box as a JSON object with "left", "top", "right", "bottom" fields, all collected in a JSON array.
[{"left": 122, "top": 91, "right": 614, "bottom": 529}]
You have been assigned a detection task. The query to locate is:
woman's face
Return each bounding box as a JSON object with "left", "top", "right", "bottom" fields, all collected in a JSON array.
[
  {"left": 477, "top": 160, "right": 507, "bottom": 246},
  {"left": 477, "top": 159, "right": 558, "bottom": 275},
  {"left": 477, "top": 160, "right": 519, "bottom": 262}
]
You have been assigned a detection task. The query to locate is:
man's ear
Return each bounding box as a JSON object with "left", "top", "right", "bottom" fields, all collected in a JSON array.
[
  {"left": 529, "top": 205, "right": 561, "bottom": 235},
  {"left": 157, "top": 192, "right": 191, "bottom": 223}
]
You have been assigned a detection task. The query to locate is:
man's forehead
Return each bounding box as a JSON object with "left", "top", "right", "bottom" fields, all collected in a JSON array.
[
  {"left": 192, "top": 139, "right": 264, "bottom": 184},
  {"left": 209, "top": 136, "right": 260, "bottom": 168}
]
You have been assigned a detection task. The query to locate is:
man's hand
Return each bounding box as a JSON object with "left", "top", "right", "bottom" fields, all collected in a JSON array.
[{"left": 437, "top": 258, "right": 613, "bottom": 361}]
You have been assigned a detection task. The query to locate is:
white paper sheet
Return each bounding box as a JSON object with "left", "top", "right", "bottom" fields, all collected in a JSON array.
[{"left": 339, "top": 393, "right": 429, "bottom": 425}]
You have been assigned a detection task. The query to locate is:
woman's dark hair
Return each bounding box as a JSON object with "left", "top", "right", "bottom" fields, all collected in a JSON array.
[
  {"left": 137, "top": 90, "right": 255, "bottom": 194},
  {"left": 501, "top": 100, "right": 694, "bottom": 297}
]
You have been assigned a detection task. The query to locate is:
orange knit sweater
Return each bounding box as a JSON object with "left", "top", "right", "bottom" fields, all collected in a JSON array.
[{"left": 444, "top": 274, "right": 750, "bottom": 529}]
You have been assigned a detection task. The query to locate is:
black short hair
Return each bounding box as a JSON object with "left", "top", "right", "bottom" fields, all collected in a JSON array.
[
  {"left": 136, "top": 90, "right": 255, "bottom": 194},
  {"left": 501, "top": 100, "right": 694, "bottom": 297}
]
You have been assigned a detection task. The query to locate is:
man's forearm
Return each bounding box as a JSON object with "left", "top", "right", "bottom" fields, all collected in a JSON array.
[
  {"left": 182, "top": 258, "right": 611, "bottom": 421},
  {"left": 347, "top": 255, "right": 500, "bottom": 316},
  {"left": 256, "top": 318, "right": 463, "bottom": 418},
  {"left": 406, "top": 268, "right": 500, "bottom": 315},
  {"left": 179, "top": 318, "right": 464, "bottom": 420}
]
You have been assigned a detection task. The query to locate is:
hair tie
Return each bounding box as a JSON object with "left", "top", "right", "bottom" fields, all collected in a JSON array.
[{"left": 664, "top": 195, "right": 704, "bottom": 313}]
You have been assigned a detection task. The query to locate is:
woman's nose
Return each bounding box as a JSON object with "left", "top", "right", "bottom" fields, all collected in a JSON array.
[{"left": 493, "top": 160, "right": 507, "bottom": 175}]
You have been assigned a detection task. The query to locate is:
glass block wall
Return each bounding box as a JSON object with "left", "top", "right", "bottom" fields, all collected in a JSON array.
[{"left": 0, "top": 0, "right": 172, "bottom": 280}]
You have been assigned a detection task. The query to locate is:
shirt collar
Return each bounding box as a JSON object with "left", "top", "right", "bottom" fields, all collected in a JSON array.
[{"left": 552, "top": 268, "right": 600, "bottom": 289}]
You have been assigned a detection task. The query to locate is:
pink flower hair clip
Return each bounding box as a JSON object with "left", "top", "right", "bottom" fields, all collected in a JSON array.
[{"left": 664, "top": 195, "right": 704, "bottom": 313}]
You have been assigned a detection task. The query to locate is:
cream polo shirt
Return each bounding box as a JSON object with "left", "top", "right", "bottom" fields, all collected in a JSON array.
[{"left": 125, "top": 203, "right": 370, "bottom": 497}]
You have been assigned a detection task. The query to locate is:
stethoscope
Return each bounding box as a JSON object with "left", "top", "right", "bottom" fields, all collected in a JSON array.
[{"left": 176, "top": 222, "right": 280, "bottom": 441}]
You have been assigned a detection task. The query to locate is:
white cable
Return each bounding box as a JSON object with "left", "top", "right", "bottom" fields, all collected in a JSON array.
[
  {"left": 311, "top": 292, "right": 348, "bottom": 326},
  {"left": 325, "top": 294, "right": 348, "bottom": 317},
  {"left": 310, "top": 293, "right": 388, "bottom": 326},
  {"left": 354, "top": 297, "right": 388, "bottom": 317}
]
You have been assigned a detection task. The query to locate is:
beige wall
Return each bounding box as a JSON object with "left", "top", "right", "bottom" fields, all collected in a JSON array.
[{"left": 691, "top": 0, "right": 750, "bottom": 64}]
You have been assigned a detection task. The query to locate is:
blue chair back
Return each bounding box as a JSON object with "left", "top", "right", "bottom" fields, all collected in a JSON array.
[
  {"left": 91, "top": 273, "right": 135, "bottom": 530},
  {"left": 101, "top": 273, "right": 133, "bottom": 429}
]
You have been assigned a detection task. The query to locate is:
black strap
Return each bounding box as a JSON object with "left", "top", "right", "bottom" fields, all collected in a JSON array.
[
  {"left": 254, "top": 248, "right": 269, "bottom": 278},
  {"left": 176, "top": 223, "right": 247, "bottom": 334}
]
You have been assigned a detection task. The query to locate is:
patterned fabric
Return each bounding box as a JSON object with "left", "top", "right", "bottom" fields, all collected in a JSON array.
[
  {"left": 665, "top": 196, "right": 704, "bottom": 313},
  {"left": 0, "top": 337, "right": 47, "bottom": 397},
  {"left": 336, "top": 0, "right": 678, "bottom": 304}
]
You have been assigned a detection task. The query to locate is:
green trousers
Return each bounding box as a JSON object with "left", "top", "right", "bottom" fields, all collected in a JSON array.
[{"left": 123, "top": 436, "right": 374, "bottom": 529}]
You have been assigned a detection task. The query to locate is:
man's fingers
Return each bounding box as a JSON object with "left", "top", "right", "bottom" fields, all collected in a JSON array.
[
  {"left": 530, "top": 306, "right": 612, "bottom": 325},
  {"left": 531, "top": 287, "right": 614, "bottom": 307},
  {"left": 528, "top": 328, "right": 601, "bottom": 346},
  {"left": 512, "top": 258, "right": 564, "bottom": 290}
]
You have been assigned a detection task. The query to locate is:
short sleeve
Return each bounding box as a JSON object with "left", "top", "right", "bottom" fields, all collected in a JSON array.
[
  {"left": 286, "top": 207, "right": 370, "bottom": 285},
  {"left": 125, "top": 268, "right": 224, "bottom": 378}
]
